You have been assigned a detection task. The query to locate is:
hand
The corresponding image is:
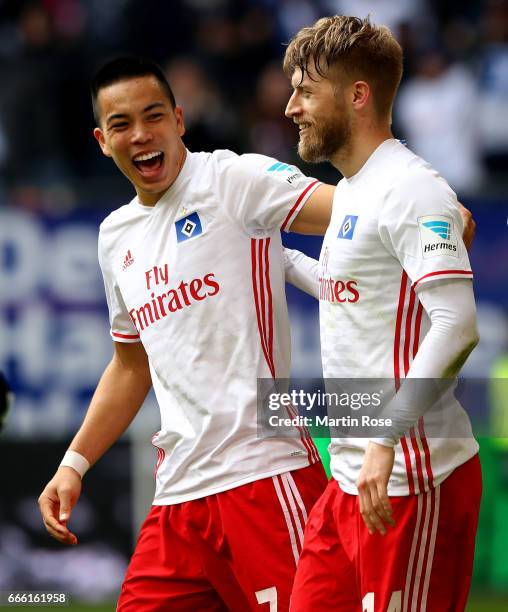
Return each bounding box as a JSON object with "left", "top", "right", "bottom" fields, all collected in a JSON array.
[
  {"left": 38, "top": 467, "right": 82, "bottom": 545},
  {"left": 357, "top": 442, "right": 396, "bottom": 535},
  {"left": 458, "top": 202, "right": 476, "bottom": 251}
]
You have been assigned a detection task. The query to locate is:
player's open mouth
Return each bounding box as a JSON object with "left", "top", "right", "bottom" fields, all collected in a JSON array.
[
  {"left": 132, "top": 151, "right": 165, "bottom": 178},
  {"left": 298, "top": 123, "right": 311, "bottom": 135}
]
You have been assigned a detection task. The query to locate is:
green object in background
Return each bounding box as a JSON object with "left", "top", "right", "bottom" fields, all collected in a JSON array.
[
  {"left": 491, "top": 491, "right": 508, "bottom": 588},
  {"left": 490, "top": 356, "right": 508, "bottom": 450},
  {"left": 467, "top": 596, "right": 508, "bottom": 611},
  {"left": 474, "top": 438, "right": 496, "bottom": 585},
  {"left": 486, "top": 356, "right": 508, "bottom": 588},
  {"left": 313, "top": 435, "right": 331, "bottom": 478}
]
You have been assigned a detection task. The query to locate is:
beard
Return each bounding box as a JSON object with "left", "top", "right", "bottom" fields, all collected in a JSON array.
[{"left": 297, "top": 111, "right": 352, "bottom": 164}]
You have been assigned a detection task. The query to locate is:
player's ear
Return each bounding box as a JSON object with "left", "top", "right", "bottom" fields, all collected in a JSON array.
[
  {"left": 350, "top": 81, "right": 370, "bottom": 111},
  {"left": 93, "top": 127, "right": 112, "bottom": 157},
  {"left": 174, "top": 105, "right": 186, "bottom": 138}
]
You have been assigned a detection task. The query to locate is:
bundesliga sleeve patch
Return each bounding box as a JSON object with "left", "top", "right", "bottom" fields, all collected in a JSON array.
[
  {"left": 418, "top": 214, "right": 458, "bottom": 259},
  {"left": 265, "top": 161, "right": 304, "bottom": 186},
  {"left": 175, "top": 212, "right": 203, "bottom": 243}
]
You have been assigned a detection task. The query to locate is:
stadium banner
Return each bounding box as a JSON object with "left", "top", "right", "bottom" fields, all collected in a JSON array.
[{"left": 0, "top": 209, "right": 110, "bottom": 438}]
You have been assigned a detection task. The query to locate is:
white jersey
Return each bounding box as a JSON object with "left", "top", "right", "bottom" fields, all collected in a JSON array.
[
  {"left": 319, "top": 139, "right": 478, "bottom": 496},
  {"left": 98, "top": 149, "right": 321, "bottom": 504}
]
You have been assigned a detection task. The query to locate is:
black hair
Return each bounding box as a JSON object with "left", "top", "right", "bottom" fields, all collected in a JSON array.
[{"left": 91, "top": 56, "right": 176, "bottom": 125}]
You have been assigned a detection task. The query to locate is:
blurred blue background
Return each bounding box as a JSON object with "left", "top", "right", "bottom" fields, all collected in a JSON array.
[{"left": 0, "top": 0, "right": 507, "bottom": 609}]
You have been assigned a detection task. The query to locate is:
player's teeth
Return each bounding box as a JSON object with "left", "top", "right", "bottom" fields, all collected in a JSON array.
[{"left": 134, "top": 152, "right": 162, "bottom": 162}]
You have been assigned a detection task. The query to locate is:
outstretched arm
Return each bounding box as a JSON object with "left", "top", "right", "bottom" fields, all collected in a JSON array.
[
  {"left": 38, "top": 341, "right": 151, "bottom": 545},
  {"left": 283, "top": 248, "right": 319, "bottom": 298}
]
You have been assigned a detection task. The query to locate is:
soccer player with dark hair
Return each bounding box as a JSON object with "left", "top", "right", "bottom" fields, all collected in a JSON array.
[{"left": 38, "top": 55, "right": 336, "bottom": 611}]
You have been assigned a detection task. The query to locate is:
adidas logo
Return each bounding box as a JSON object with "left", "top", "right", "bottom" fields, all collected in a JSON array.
[{"left": 122, "top": 250, "right": 134, "bottom": 270}]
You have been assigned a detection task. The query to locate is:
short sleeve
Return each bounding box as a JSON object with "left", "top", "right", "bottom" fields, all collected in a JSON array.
[
  {"left": 378, "top": 170, "right": 473, "bottom": 290},
  {"left": 98, "top": 231, "right": 140, "bottom": 343},
  {"left": 212, "top": 151, "right": 321, "bottom": 236}
]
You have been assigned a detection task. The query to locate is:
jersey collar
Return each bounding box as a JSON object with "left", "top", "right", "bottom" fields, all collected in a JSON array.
[{"left": 346, "top": 139, "right": 401, "bottom": 185}]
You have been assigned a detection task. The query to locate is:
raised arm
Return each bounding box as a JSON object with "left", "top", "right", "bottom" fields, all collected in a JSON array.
[{"left": 38, "top": 341, "right": 151, "bottom": 545}]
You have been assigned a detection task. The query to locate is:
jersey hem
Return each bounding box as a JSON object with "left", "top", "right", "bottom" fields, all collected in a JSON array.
[
  {"left": 333, "top": 447, "right": 479, "bottom": 497},
  {"left": 111, "top": 330, "right": 140, "bottom": 343},
  {"left": 151, "top": 458, "right": 316, "bottom": 505}
]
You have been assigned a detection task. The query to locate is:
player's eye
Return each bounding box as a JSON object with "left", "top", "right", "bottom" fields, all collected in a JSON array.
[
  {"left": 110, "top": 122, "right": 128, "bottom": 131},
  {"left": 295, "top": 86, "right": 311, "bottom": 98},
  {"left": 147, "top": 113, "right": 163, "bottom": 121}
]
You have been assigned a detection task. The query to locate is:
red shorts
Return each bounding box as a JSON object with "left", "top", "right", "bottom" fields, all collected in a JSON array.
[
  {"left": 117, "top": 462, "right": 327, "bottom": 612},
  {"left": 291, "top": 455, "right": 481, "bottom": 612}
]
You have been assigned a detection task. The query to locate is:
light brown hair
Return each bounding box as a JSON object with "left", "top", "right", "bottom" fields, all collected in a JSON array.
[{"left": 283, "top": 15, "right": 403, "bottom": 121}]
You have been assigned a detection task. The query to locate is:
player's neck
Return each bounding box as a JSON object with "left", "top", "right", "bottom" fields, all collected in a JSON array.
[{"left": 331, "top": 125, "right": 393, "bottom": 179}]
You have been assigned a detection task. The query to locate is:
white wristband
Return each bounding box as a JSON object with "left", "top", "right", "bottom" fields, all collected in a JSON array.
[{"left": 60, "top": 450, "right": 90, "bottom": 478}]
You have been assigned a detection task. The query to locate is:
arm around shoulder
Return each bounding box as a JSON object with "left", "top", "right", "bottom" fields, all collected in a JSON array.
[{"left": 290, "top": 183, "right": 335, "bottom": 235}]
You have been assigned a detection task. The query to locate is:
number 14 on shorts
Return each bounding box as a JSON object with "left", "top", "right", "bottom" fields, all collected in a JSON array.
[
  {"left": 363, "top": 590, "right": 402, "bottom": 612},
  {"left": 254, "top": 585, "right": 401, "bottom": 610}
]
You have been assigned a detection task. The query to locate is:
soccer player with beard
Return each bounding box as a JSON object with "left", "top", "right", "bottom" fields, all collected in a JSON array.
[{"left": 284, "top": 16, "right": 481, "bottom": 612}]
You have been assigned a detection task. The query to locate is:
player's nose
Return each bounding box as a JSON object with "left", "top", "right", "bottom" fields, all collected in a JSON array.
[
  {"left": 130, "top": 122, "right": 153, "bottom": 144},
  {"left": 285, "top": 91, "right": 300, "bottom": 119}
]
